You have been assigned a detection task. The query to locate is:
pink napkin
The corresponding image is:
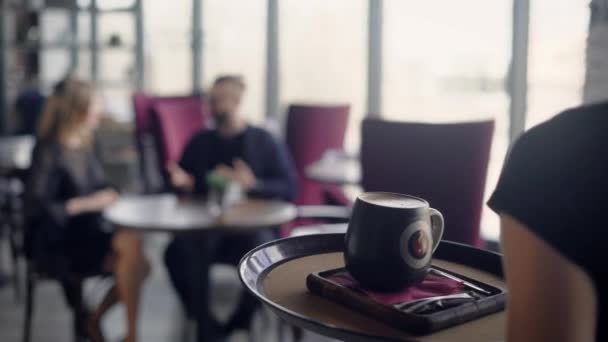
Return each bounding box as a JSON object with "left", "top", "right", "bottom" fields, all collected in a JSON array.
[{"left": 329, "top": 271, "right": 465, "bottom": 305}]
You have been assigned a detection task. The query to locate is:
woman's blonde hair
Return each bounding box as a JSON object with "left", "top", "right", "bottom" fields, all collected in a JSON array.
[{"left": 37, "top": 77, "right": 96, "bottom": 146}]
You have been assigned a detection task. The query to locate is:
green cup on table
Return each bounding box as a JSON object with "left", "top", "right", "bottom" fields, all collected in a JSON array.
[
  {"left": 206, "top": 171, "right": 230, "bottom": 191},
  {"left": 206, "top": 171, "right": 230, "bottom": 211}
]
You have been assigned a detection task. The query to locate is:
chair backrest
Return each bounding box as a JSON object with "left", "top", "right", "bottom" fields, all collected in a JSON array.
[
  {"left": 360, "top": 118, "right": 495, "bottom": 246},
  {"left": 131, "top": 93, "right": 205, "bottom": 192},
  {"left": 132, "top": 92, "right": 153, "bottom": 139},
  {"left": 285, "top": 104, "right": 350, "bottom": 205},
  {"left": 152, "top": 99, "right": 208, "bottom": 167},
  {"left": 132, "top": 93, "right": 204, "bottom": 140}
]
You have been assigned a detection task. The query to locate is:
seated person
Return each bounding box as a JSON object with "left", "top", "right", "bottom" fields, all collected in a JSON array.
[
  {"left": 13, "top": 74, "right": 45, "bottom": 135},
  {"left": 489, "top": 102, "right": 607, "bottom": 341},
  {"left": 25, "top": 77, "right": 149, "bottom": 342},
  {"left": 164, "top": 75, "right": 297, "bottom": 340}
]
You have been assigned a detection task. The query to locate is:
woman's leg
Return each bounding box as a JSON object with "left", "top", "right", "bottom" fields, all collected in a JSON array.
[
  {"left": 112, "top": 229, "right": 150, "bottom": 342},
  {"left": 87, "top": 285, "right": 119, "bottom": 342}
]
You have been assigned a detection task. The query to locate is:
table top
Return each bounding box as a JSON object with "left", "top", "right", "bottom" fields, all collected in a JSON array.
[
  {"left": 295, "top": 205, "right": 351, "bottom": 222},
  {"left": 240, "top": 233, "right": 505, "bottom": 341},
  {"left": 305, "top": 150, "right": 361, "bottom": 185},
  {"left": 290, "top": 223, "right": 348, "bottom": 237},
  {"left": 0, "top": 135, "right": 34, "bottom": 173},
  {"left": 103, "top": 193, "right": 298, "bottom": 232}
]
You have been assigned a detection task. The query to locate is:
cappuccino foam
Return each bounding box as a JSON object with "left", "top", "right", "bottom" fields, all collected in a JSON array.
[{"left": 359, "top": 192, "right": 425, "bottom": 209}]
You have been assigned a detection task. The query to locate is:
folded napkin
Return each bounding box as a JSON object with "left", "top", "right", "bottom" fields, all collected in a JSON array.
[{"left": 329, "top": 271, "right": 465, "bottom": 305}]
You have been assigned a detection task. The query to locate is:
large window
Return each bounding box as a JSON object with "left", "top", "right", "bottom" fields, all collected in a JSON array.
[
  {"left": 97, "top": 12, "right": 135, "bottom": 121},
  {"left": 144, "top": 1, "right": 192, "bottom": 95},
  {"left": 32, "top": 1, "right": 593, "bottom": 239},
  {"left": 382, "top": 0, "right": 512, "bottom": 240},
  {"left": 40, "top": 10, "right": 71, "bottom": 92},
  {"left": 526, "top": 0, "right": 589, "bottom": 129},
  {"left": 75, "top": 12, "right": 92, "bottom": 80},
  {"left": 280, "top": 0, "right": 367, "bottom": 150},
  {"left": 203, "top": 0, "right": 267, "bottom": 124}
]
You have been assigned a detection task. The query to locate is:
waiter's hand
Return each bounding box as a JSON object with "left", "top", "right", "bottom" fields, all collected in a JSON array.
[
  {"left": 167, "top": 162, "right": 194, "bottom": 193},
  {"left": 215, "top": 159, "right": 256, "bottom": 191}
]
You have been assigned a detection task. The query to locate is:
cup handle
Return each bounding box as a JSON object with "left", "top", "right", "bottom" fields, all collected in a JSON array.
[{"left": 429, "top": 208, "right": 444, "bottom": 253}]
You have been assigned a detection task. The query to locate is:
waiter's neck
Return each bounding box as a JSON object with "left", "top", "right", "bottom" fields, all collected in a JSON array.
[{"left": 217, "top": 117, "right": 247, "bottom": 138}]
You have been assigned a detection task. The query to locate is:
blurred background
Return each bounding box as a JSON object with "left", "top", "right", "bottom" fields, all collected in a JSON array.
[
  {"left": 1, "top": 0, "right": 595, "bottom": 241},
  {"left": 0, "top": 0, "right": 602, "bottom": 341}
]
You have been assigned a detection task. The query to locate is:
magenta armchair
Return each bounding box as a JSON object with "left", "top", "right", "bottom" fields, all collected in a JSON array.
[
  {"left": 360, "top": 118, "right": 494, "bottom": 247},
  {"left": 285, "top": 104, "right": 351, "bottom": 205},
  {"left": 132, "top": 93, "right": 207, "bottom": 192},
  {"left": 283, "top": 104, "right": 351, "bottom": 236},
  {"left": 152, "top": 100, "right": 208, "bottom": 167}
]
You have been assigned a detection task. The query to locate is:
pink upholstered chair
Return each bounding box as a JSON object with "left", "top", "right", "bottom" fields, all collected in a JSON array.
[
  {"left": 152, "top": 100, "right": 208, "bottom": 167},
  {"left": 286, "top": 104, "right": 351, "bottom": 205},
  {"left": 284, "top": 104, "right": 352, "bottom": 236},
  {"left": 131, "top": 93, "right": 206, "bottom": 192},
  {"left": 360, "top": 118, "right": 495, "bottom": 247}
]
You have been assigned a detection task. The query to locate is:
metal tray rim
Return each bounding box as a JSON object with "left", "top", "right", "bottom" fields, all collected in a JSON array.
[{"left": 238, "top": 233, "right": 504, "bottom": 341}]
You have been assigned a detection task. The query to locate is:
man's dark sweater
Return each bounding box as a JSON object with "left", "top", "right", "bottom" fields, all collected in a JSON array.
[
  {"left": 165, "top": 125, "right": 297, "bottom": 339},
  {"left": 179, "top": 125, "right": 297, "bottom": 200}
]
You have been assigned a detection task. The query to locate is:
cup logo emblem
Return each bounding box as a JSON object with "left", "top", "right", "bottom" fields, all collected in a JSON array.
[
  {"left": 400, "top": 221, "right": 432, "bottom": 270},
  {"left": 409, "top": 230, "right": 429, "bottom": 259}
]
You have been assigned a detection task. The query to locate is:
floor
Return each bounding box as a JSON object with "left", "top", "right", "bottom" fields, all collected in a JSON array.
[{"left": 0, "top": 234, "right": 334, "bottom": 342}]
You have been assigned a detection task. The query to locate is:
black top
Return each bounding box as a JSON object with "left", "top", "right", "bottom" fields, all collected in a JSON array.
[
  {"left": 488, "top": 102, "right": 608, "bottom": 341},
  {"left": 14, "top": 88, "right": 45, "bottom": 135},
  {"left": 26, "top": 141, "right": 109, "bottom": 227},
  {"left": 25, "top": 140, "right": 112, "bottom": 266},
  {"left": 179, "top": 125, "right": 297, "bottom": 201}
]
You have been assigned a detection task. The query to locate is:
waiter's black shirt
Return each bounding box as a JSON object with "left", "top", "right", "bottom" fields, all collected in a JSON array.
[{"left": 488, "top": 102, "right": 608, "bottom": 341}]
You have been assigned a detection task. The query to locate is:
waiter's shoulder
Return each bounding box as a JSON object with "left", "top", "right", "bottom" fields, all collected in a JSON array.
[{"left": 514, "top": 101, "right": 608, "bottom": 154}]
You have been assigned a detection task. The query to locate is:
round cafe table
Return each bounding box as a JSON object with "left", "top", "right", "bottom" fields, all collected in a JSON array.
[
  {"left": 103, "top": 193, "right": 297, "bottom": 233},
  {"left": 103, "top": 193, "right": 297, "bottom": 342},
  {"left": 305, "top": 150, "right": 361, "bottom": 185},
  {"left": 0, "top": 135, "right": 34, "bottom": 176},
  {"left": 290, "top": 222, "right": 348, "bottom": 237},
  {"left": 239, "top": 233, "right": 506, "bottom": 342}
]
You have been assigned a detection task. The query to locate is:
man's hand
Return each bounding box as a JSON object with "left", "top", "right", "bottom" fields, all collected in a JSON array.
[
  {"left": 167, "top": 162, "right": 195, "bottom": 192},
  {"left": 215, "top": 159, "right": 257, "bottom": 191}
]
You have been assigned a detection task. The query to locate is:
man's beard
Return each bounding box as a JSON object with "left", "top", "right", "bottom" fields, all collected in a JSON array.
[{"left": 212, "top": 112, "right": 229, "bottom": 126}]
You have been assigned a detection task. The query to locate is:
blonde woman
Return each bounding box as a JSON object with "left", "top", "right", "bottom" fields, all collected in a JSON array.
[{"left": 25, "top": 78, "right": 149, "bottom": 342}]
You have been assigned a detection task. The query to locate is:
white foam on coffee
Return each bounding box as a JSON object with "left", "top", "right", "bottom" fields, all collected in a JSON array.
[{"left": 359, "top": 192, "right": 424, "bottom": 209}]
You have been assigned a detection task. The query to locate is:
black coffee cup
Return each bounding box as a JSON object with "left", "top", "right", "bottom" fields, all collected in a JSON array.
[{"left": 345, "top": 192, "right": 444, "bottom": 292}]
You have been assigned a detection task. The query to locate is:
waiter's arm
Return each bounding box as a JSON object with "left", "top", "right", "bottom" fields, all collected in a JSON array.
[{"left": 500, "top": 214, "right": 596, "bottom": 342}]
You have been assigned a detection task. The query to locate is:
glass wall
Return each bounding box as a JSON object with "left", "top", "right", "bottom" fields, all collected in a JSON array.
[
  {"left": 40, "top": 9, "right": 71, "bottom": 92},
  {"left": 382, "top": 0, "right": 512, "bottom": 240},
  {"left": 144, "top": 1, "right": 192, "bottom": 95},
  {"left": 279, "top": 0, "right": 367, "bottom": 150},
  {"left": 202, "top": 0, "right": 267, "bottom": 124},
  {"left": 526, "top": 0, "right": 589, "bottom": 129},
  {"left": 75, "top": 12, "right": 92, "bottom": 80},
  {"left": 32, "top": 1, "right": 593, "bottom": 240}
]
